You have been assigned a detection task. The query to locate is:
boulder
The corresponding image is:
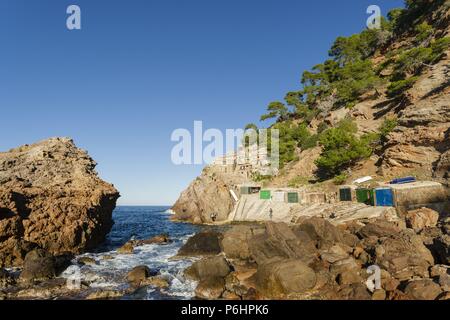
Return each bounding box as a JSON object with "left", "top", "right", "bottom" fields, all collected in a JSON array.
[
  {"left": 195, "top": 277, "right": 225, "bottom": 300},
  {"left": 438, "top": 273, "right": 450, "bottom": 291},
  {"left": 126, "top": 265, "right": 157, "bottom": 286},
  {"left": 248, "top": 222, "right": 318, "bottom": 265},
  {"left": 320, "top": 244, "right": 350, "bottom": 264},
  {"left": 405, "top": 208, "right": 439, "bottom": 231},
  {"left": 337, "top": 270, "right": 363, "bottom": 286},
  {"left": 374, "top": 232, "right": 434, "bottom": 281},
  {"left": 139, "top": 234, "right": 171, "bottom": 245},
  {"left": 77, "top": 257, "right": 97, "bottom": 266},
  {"left": 0, "top": 238, "right": 37, "bottom": 267},
  {"left": 221, "top": 226, "right": 263, "bottom": 260},
  {"left": 357, "top": 219, "right": 402, "bottom": 239},
  {"left": 372, "top": 289, "right": 387, "bottom": 300},
  {"left": 404, "top": 279, "right": 443, "bottom": 300},
  {"left": 380, "top": 269, "right": 400, "bottom": 292},
  {"left": 20, "top": 249, "right": 71, "bottom": 282},
  {"left": 338, "top": 283, "right": 371, "bottom": 300},
  {"left": 86, "top": 290, "right": 124, "bottom": 300},
  {"left": 295, "top": 217, "right": 345, "bottom": 249},
  {"left": 432, "top": 234, "right": 450, "bottom": 264},
  {"left": 184, "top": 256, "right": 231, "bottom": 281},
  {"left": 255, "top": 259, "right": 317, "bottom": 299},
  {"left": 177, "top": 232, "right": 222, "bottom": 256},
  {"left": 429, "top": 264, "right": 448, "bottom": 278},
  {"left": 141, "top": 276, "right": 170, "bottom": 289},
  {"left": 117, "top": 242, "right": 134, "bottom": 254},
  {"left": 0, "top": 138, "right": 119, "bottom": 267}
]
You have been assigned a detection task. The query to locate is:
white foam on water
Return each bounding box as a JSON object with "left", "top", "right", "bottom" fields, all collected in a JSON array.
[{"left": 60, "top": 233, "right": 199, "bottom": 299}]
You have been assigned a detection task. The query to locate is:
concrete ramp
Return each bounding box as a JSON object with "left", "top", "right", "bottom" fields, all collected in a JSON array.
[{"left": 228, "top": 195, "right": 399, "bottom": 225}]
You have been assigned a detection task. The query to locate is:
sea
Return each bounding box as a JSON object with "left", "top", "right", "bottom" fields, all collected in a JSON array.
[{"left": 61, "top": 206, "right": 203, "bottom": 300}]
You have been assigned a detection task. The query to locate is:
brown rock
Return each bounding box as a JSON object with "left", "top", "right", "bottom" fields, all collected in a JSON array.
[
  {"left": 337, "top": 270, "right": 363, "bottom": 286},
  {"left": 141, "top": 276, "right": 170, "bottom": 288},
  {"left": 177, "top": 232, "right": 222, "bottom": 257},
  {"left": 184, "top": 256, "right": 231, "bottom": 281},
  {"left": 249, "top": 222, "right": 318, "bottom": 265},
  {"left": 295, "top": 217, "right": 345, "bottom": 249},
  {"left": 117, "top": 242, "right": 135, "bottom": 254},
  {"left": 372, "top": 289, "right": 387, "bottom": 300},
  {"left": 437, "top": 291, "right": 450, "bottom": 300},
  {"left": 380, "top": 269, "right": 400, "bottom": 292},
  {"left": 0, "top": 138, "right": 119, "bottom": 267},
  {"left": 404, "top": 279, "right": 443, "bottom": 300},
  {"left": 357, "top": 219, "right": 402, "bottom": 239},
  {"left": 126, "top": 265, "right": 157, "bottom": 286},
  {"left": 171, "top": 165, "right": 247, "bottom": 224},
  {"left": 86, "top": 290, "right": 124, "bottom": 300},
  {"left": 77, "top": 257, "right": 97, "bottom": 266},
  {"left": 438, "top": 273, "right": 450, "bottom": 291},
  {"left": 139, "top": 234, "right": 171, "bottom": 245},
  {"left": 195, "top": 277, "right": 225, "bottom": 300},
  {"left": 374, "top": 231, "right": 434, "bottom": 281},
  {"left": 405, "top": 208, "right": 439, "bottom": 231},
  {"left": 20, "top": 249, "right": 71, "bottom": 282},
  {"left": 221, "top": 225, "right": 263, "bottom": 260},
  {"left": 255, "top": 259, "right": 317, "bottom": 299},
  {"left": 338, "top": 283, "right": 371, "bottom": 300},
  {"left": 429, "top": 264, "right": 448, "bottom": 278}
]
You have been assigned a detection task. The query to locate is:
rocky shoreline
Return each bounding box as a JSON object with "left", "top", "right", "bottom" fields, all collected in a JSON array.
[{"left": 177, "top": 208, "right": 449, "bottom": 300}]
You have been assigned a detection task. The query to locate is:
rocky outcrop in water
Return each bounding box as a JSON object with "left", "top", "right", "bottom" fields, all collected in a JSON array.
[{"left": 0, "top": 138, "right": 120, "bottom": 267}]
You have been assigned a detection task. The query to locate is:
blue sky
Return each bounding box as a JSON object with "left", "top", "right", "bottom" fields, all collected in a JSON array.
[{"left": 0, "top": 0, "right": 404, "bottom": 205}]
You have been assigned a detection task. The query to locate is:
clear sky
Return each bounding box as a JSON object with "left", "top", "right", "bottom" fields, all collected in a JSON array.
[{"left": 0, "top": 0, "right": 404, "bottom": 205}]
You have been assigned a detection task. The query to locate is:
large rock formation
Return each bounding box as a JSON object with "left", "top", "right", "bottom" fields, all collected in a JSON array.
[
  {"left": 0, "top": 138, "right": 120, "bottom": 267},
  {"left": 184, "top": 210, "right": 450, "bottom": 300},
  {"left": 171, "top": 165, "right": 248, "bottom": 224}
]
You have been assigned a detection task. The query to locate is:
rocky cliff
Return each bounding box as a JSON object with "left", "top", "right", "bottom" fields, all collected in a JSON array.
[
  {"left": 171, "top": 165, "right": 248, "bottom": 224},
  {"left": 0, "top": 138, "right": 120, "bottom": 267},
  {"left": 172, "top": 4, "right": 450, "bottom": 223}
]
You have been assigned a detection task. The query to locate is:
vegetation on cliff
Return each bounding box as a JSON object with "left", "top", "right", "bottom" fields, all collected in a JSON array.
[{"left": 254, "top": 0, "right": 450, "bottom": 177}]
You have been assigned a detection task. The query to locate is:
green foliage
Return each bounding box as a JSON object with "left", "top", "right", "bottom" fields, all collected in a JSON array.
[
  {"left": 394, "top": 47, "right": 433, "bottom": 76},
  {"left": 387, "top": 8, "right": 405, "bottom": 30},
  {"left": 245, "top": 123, "right": 258, "bottom": 131},
  {"left": 260, "top": 102, "right": 289, "bottom": 122},
  {"left": 379, "top": 117, "right": 398, "bottom": 140},
  {"left": 387, "top": 77, "right": 418, "bottom": 98},
  {"left": 317, "top": 122, "right": 329, "bottom": 134},
  {"left": 288, "top": 176, "right": 310, "bottom": 188},
  {"left": 429, "top": 37, "right": 450, "bottom": 63},
  {"left": 315, "top": 120, "right": 373, "bottom": 178},
  {"left": 415, "top": 22, "right": 434, "bottom": 44},
  {"left": 333, "top": 173, "right": 348, "bottom": 185},
  {"left": 252, "top": 172, "right": 272, "bottom": 183},
  {"left": 333, "top": 60, "right": 383, "bottom": 107}
]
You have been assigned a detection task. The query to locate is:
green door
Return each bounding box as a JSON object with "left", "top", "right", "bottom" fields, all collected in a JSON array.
[
  {"left": 339, "top": 188, "right": 352, "bottom": 201},
  {"left": 356, "top": 188, "right": 374, "bottom": 205},
  {"left": 287, "top": 192, "right": 299, "bottom": 203},
  {"left": 260, "top": 190, "right": 271, "bottom": 200}
]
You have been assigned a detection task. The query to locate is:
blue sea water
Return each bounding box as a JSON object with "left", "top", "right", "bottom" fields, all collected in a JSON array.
[{"left": 62, "top": 206, "right": 202, "bottom": 300}]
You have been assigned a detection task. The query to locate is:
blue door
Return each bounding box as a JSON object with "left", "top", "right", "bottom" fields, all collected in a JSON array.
[{"left": 375, "top": 188, "right": 394, "bottom": 206}]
